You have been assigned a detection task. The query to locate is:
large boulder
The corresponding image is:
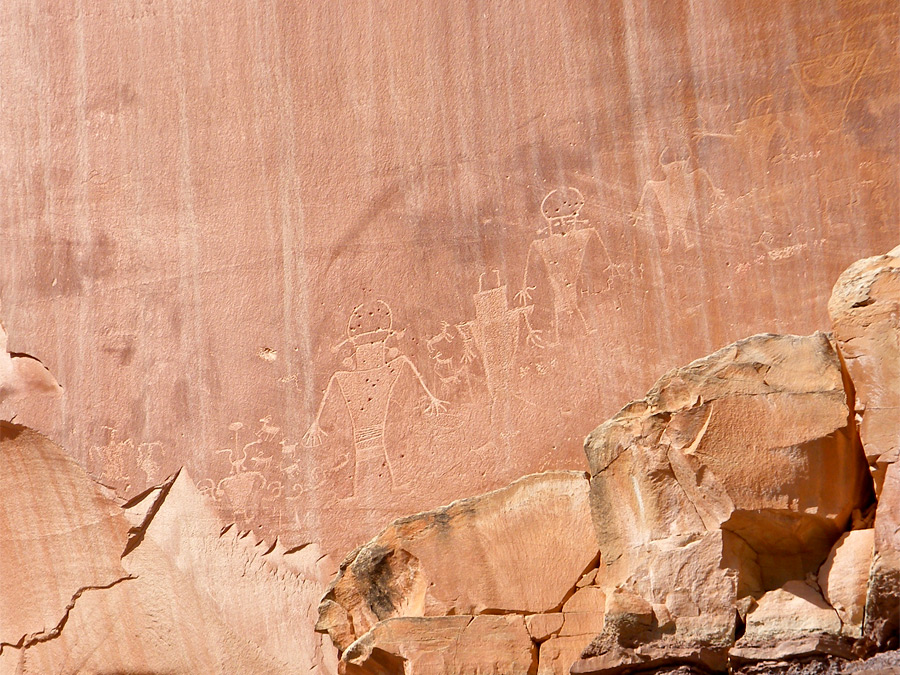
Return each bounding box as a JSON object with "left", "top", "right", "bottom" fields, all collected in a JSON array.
[
  {"left": 829, "top": 244, "right": 900, "bottom": 647},
  {"left": 317, "top": 470, "right": 597, "bottom": 652},
  {"left": 578, "top": 332, "right": 873, "bottom": 672}
]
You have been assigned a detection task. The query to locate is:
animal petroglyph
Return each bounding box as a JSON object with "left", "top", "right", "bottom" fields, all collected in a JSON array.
[
  {"left": 791, "top": 32, "right": 874, "bottom": 132},
  {"left": 695, "top": 96, "right": 794, "bottom": 189},
  {"left": 426, "top": 321, "right": 479, "bottom": 400},
  {"left": 303, "top": 300, "right": 447, "bottom": 494},
  {"left": 516, "top": 187, "right": 608, "bottom": 344},
  {"left": 632, "top": 150, "right": 725, "bottom": 252}
]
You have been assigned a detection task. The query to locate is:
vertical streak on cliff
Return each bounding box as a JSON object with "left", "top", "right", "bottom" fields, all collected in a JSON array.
[
  {"left": 171, "top": 0, "right": 209, "bottom": 447},
  {"left": 620, "top": 0, "right": 674, "bottom": 356},
  {"left": 73, "top": 0, "right": 91, "bottom": 444},
  {"left": 269, "top": 2, "right": 313, "bottom": 523}
]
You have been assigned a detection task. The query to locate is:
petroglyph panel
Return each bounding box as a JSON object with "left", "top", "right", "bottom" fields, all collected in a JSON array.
[{"left": 0, "top": 0, "right": 897, "bottom": 556}]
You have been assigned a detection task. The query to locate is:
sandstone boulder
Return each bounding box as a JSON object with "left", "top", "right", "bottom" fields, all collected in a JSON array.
[
  {"left": 829, "top": 244, "right": 900, "bottom": 648},
  {"left": 341, "top": 615, "right": 536, "bottom": 675},
  {"left": 317, "top": 470, "right": 597, "bottom": 650},
  {"left": 578, "top": 332, "right": 873, "bottom": 672},
  {"left": 818, "top": 529, "right": 875, "bottom": 638},
  {"left": 536, "top": 586, "right": 606, "bottom": 675},
  {"left": 828, "top": 244, "right": 900, "bottom": 485}
]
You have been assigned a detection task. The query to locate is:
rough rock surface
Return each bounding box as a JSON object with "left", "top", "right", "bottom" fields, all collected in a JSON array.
[
  {"left": 342, "top": 615, "right": 536, "bottom": 675},
  {"left": 829, "top": 245, "right": 900, "bottom": 648},
  {"left": 317, "top": 470, "right": 597, "bottom": 651},
  {"left": 0, "top": 425, "right": 336, "bottom": 674},
  {"left": 818, "top": 530, "right": 875, "bottom": 638},
  {"left": 577, "top": 332, "right": 873, "bottom": 672}
]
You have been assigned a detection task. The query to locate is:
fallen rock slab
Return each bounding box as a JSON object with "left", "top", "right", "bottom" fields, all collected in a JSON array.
[{"left": 317, "top": 470, "right": 597, "bottom": 649}]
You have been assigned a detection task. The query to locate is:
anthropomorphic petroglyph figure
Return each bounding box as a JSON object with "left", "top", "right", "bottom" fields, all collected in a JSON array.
[
  {"left": 516, "top": 188, "right": 607, "bottom": 344},
  {"left": 89, "top": 426, "right": 132, "bottom": 488},
  {"left": 302, "top": 300, "right": 447, "bottom": 494},
  {"left": 459, "top": 271, "right": 532, "bottom": 423},
  {"left": 135, "top": 441, "right": 163, "bottom": 485},
  {"left": 695, "top": 96, "right": 793, "bottom": 191},
  {"left": 214, "top": 422, "right": 268, "bottom": 521},
  {"left": 632, "top": 149, "right": 724, "bottom": 252},
  {"left": 791, "top": 32, "right": 873, "bottom": 132}
]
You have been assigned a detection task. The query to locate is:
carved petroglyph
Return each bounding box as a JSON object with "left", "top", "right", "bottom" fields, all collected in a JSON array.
[
  {"left": 89, "top": 426, "right": 132, "bottom": 488},
  {"left": 135, "top": 440, "right": 163, "bottom": 485},
  {"left": 303, "top": 301, "right": 447, "bottom": 494},
  {"left": 632, "top": 150, "right": 725, "bottom": 252},
  {"left": 517, "top": 188, "right": 609, "bottom": 344},
  {"left": 791, "top": 32, "right": 874, "bottom": 132},
  {"left": 213, "top": 421, "right": 273, "bottom": 521},
  {"left": 90, "top": 427, "right": 163, "bottom": 490},
  {"left": 426, "top": 321, "right": 479, "bottom": 401},
  {"left": 459, "top": 271, "right": 533, "bottom": 423}
]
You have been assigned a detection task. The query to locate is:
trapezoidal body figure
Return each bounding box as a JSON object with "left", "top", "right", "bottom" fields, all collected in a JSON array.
[
  {"left": 516, "top": 188, "right": 607, "bottom": 345},
  {"left": 632, "top": 149, "right": 725, "bottom": 253},
  {"left": 303, "top": 300, "right": 447, "bottom": 495}
]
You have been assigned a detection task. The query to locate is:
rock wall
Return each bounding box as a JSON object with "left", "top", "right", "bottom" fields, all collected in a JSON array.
[
  {"left": 1, "top": 1, "right": 899, "bottom": 673},
  {"left": 0, "top": 0, "right": 898, "bottom": 560}
]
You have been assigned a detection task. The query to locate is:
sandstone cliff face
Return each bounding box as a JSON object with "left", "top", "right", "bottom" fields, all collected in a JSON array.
[{"left": 0, "top": 425, "right": 337, "bottom": 674}]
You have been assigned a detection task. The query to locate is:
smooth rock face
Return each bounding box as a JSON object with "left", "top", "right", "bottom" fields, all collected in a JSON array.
[
  {"left": 829, "top": 245, "right": 900, "bottom": 648},
  {"left": 818, "top": 529, "right": 875, "bottom": 638},
  {"left": 0, "top": 423, "right": 130, "bottom": 653},
  {"left": 578, "top": 332, "right": 873, "bottom": 672},
  {"left": 318, "top": 471, "right": 597, "bottom": 649},
  {"left": 0, "top": 306, "right": 61, "bottom": 407}
]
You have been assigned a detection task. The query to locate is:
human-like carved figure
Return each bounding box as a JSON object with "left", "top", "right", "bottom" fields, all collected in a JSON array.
[
  {"left": 303, "top": 300, "right": 447, "bottom": 493},
  {"left": 632, "top": 149, "right": 725, "bottom": 252},
  {"left": 459, "top": 271, "right": 532, "bottom": 423},
  {"left": 516, "top": 188, "right": 608, "bottom": 345}
]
